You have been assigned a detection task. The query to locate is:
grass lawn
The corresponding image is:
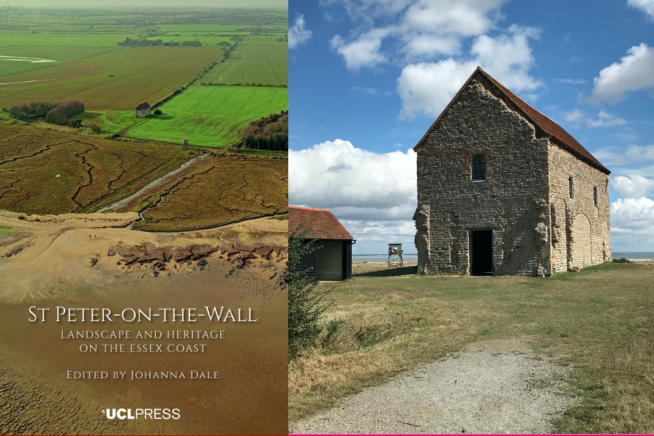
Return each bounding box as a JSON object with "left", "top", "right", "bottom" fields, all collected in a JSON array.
[
  {"left": 125, "top": 86, "right": 287, "bottom": 148},
  {"left": 289, "top": 261, "right": 654, "bottom": 433},
  {"left": 77, "top": 110, "right": 148, "bottom": 136}
]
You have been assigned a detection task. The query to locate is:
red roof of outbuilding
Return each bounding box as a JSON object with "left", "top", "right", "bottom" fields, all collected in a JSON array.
[
  {"left": 136, "top": 102, "right": 151, "bottom": 110},
  {"left": 414, "top": 67, "right": 610, "bottom": 175},
  {"left": 289, "top": 206, "right": 353, "bottom": 240}
]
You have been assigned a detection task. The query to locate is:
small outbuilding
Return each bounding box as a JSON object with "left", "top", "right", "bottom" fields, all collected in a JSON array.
[
  {"left": 289, "top": 206, "right": 355, "bottom": 281},
  {"left": 136, "top": 102, "right": 151, "bottom": 118}
]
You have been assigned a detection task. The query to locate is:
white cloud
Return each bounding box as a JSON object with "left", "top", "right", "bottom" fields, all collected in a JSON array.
[
  {"left": 325, "top": 1, "right": 542, "bottom": 118},
  {"left": 620, "top": 145, "right": 654, "bottom": 163},
  {"left": 587, "top": 111, "right": 627, "bottom": 127},
  {"left": 330, "top": 27, "right": 392, "bottom": 70},
  {"left": 320, "top": 0, "right": 414, "bottom": 21},
  {"left": 397, "top": 26, "right": 541, "bottom": 118},
  {"left": 564, "top": 109, "right": 627, "bottom": 128},
  {"left": 628, "top": 0, "right": 654, "bottom": 19},
  {"left": 612, "top": 175, "right": 654, "bottom": 198},
  {"left": 611, "top": 197, "right": 654, "bottom": 235},
  {"left": 401, "top": 0, "right": 506, "bottom": 37},
  {"left": 289, "top": 139, "right": 417, "bottom": 217},
  {"left": 397, "top": 60, "right": 476, "bottom": 118},
  {"left": 352, "top": 85, "right": 392, "bottom": 96},
  {"left": 340, "top": 219, "right": 417, "bottom": 253},
  {"left": 328, "top": 0, "right": 508, "bottom": 69},
  {"left": 289, "top": 15, "right": 312, "bottom": 49},
  {"left": 555, "top": 78, "right": 586, "bottom": 84},
  {"left": 587, "top": 44, "right": 654, "bottom": 103},
  {"left": 290, "top": 140, "right": 418, "bottom": 252},
  {"left": 564, "top": 109, "right": 585, "bottom": 123}
]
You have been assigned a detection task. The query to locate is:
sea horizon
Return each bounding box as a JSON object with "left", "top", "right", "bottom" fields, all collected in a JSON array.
[{"left": 352, "top": 252, "right": 654, "bottom": 262}]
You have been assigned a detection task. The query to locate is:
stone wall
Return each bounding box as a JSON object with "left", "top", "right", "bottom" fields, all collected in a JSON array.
[
  {"left": 415, "top": 77, "right": 552, "bottom": 276},
  {"left": 414, "top": 74, "right": 611, "bottom": 277},
  {"left": 547, "top": 143, "right": 611, "bottom": 273}
]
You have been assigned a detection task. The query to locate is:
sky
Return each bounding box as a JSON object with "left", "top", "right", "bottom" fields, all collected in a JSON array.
[
  {"left": 15, "top": 0, "right": 286, "bottom": 8},
  {"left": 288, "top": 0, "right": 654, "bottom": 254}
]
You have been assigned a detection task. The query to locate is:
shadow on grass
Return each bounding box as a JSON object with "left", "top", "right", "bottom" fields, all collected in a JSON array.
[{"left": 354, "top": 266, "right": 418, "bottom": 277}]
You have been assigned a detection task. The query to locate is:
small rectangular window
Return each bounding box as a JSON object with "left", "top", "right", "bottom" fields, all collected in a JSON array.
[
  {"left": 472, "top": 155, "right": 486, "bottom": 181},
  {"left": 593, "top": 186, "right": 598, "bottom": 207},
  {"left": 569, "top": 176, "right": 573, "bottom": 200}
]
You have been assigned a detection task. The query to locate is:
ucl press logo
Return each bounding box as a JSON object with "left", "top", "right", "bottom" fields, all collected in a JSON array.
[{"left": 103, "top": 408, "right": 181, "bottom": 420}]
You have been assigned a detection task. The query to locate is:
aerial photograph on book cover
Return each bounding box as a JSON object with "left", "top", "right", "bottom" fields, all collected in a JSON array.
[{"left": 0, "top": 1, "right": 288, "bottom": 434}]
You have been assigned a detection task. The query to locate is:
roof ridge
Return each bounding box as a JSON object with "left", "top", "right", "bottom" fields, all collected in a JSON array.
[
  {"left": 289, "top": 206, "right": 331, "bottom": 212},
  {"left": 415, "top": 67, "right": 610, "bottom": 175}
]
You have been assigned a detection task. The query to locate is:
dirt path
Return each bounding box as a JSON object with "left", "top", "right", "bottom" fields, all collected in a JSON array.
[
  {"left": 97, "top": 153, "right": 209, "bottom": 213},
  {"left": 290, "top": 340, "right": 575, "bottom": 434}
]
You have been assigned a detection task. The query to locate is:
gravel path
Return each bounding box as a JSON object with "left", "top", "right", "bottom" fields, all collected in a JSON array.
[{"left": 291, "top": 340, "right": 575, "bottom": 434}]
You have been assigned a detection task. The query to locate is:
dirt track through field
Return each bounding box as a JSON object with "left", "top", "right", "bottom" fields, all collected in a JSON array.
[
  {"left": 98, "top": 153, "right": 208, "bottom": 213},
  {"left": 290, "top": 340, "right": 575, "bottom": 434}
]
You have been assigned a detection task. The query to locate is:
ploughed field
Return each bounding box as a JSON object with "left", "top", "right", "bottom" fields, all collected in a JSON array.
[
  {"left": 0, "top": 124, "right": 189, "bottom": 214},
  {"left": 0, "top": 45, "right": 122, "bottom": 78},
  {"left": 0, "top": 47, "right": 223, "bottom": 110},
  {"left": 126, "top": 86, "right": 288, "bottom": 148},
  {"left": 0, "top": 124, "right": 288, "bottom": 231}
]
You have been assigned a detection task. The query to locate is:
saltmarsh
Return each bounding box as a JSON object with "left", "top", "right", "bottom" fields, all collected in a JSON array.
[
  {"left": 289, "top": 261, "right": 654, "bottom": 433},
  {"left": 0, "top": 124, "right": 190, "bottom": 214}
]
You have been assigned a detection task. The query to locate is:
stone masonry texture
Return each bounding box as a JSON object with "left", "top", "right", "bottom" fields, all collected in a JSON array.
[{"left": 414, "top": 72, "right": 610, "bottom": 277}]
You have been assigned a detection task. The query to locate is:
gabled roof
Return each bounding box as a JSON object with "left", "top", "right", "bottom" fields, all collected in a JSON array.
[
  {"left": 136, "top": 102, "right": 151, "bottom": 110},
  {"left": 289, "top": 206, "right": 353, "bottom": 240},
  {"left": 414, "top": 67, "right": 610, "bottom": 175}
]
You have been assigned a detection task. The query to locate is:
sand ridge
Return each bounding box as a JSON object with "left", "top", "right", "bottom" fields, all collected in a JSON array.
[{"left": 0, "top": 210, "right": 287, "bottom": 304}]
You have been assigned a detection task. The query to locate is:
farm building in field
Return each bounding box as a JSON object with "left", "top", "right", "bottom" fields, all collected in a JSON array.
[
  {"left": 136, "top": 102, "right": 151, "bottom": 118},
  {"left": 289, "top": 206, "right": 355, "bottom": 281},
  {"left": 414, "top": 67, "right": 611, "bottom": 277}
]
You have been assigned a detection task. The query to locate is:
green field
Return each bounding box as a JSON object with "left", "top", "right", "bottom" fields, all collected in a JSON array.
[
  {"left": 201, "top": 40, "right": 288, "bottom": 86},
  {"left": 0, "top": 31, "right": 144, "bottom": 47},
  {"left": 76, "top": 110, "right": 149, "bottom": 135},
  {"left": 0, "top": 46, "right": 222, "bottom": 110},
  {"left": 126, "top": 86, "right": 288, "bottom": 147},
  {"left": 145, "top": 35, "right": 235, "bottom": 45}
]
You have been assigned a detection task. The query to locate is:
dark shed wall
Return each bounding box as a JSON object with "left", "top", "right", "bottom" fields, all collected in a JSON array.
[
  {"left": 300, "top": 243, "right": 318, "bottom": 279},
  {"left": 343, "top": 241, "right": 352, "bottom": 279},
  {"left": 300, "top": 239, "right": 353, "bottom": 281}
]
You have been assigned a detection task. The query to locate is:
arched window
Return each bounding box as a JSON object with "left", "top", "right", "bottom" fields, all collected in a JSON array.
[{"left": 472, "top": 155, "right": 486, "bottom": 180}]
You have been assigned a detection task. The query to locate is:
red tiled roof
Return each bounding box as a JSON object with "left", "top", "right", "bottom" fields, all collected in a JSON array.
[
  {"left": 414, "top": 67, "right": 610, "bottom": 175},
  {"left": 289, "top": 206, "right": 353, "bottom": 240},
  {"left": 136, "top": 102, "right": 151, "bottom": 110}
]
